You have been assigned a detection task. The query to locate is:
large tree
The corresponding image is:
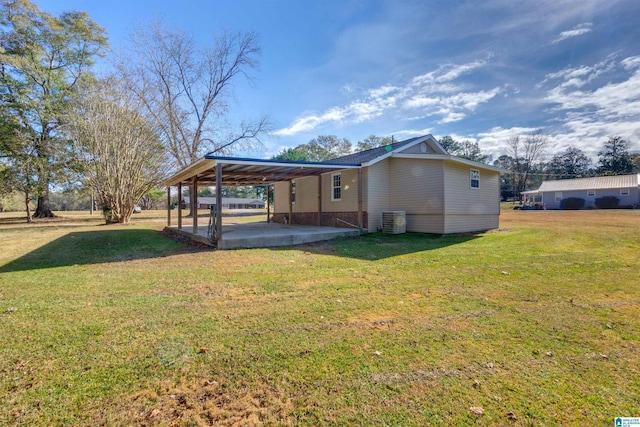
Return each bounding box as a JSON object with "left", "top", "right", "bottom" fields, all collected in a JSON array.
[
  {"left": 596, "top": 136, "right": 633, "bottom": 176},
  {"left": 271, "top": 146, "right": 312, "bottom": 162},
  {"left": 356, "top": 134, "right": 393, "bottom": 152},
  {"left": 546, "top": 146, "right": 592, "bottom": 179},
  {"left": 438, "top": 136, "right": 462, "bottom": 154},
  {"left": 117, "top": 21, "right": 270, "bottom": 169},
  {"left": 272, "top": 135, "right": 352, "bottom": 162},
  {"left": 70, "top": 78, "right": 166, "bottom": 224},
  {"left": 493, "top": 154, "right": 516, "bottom": 201},
  {"left": 438, "top": 136, "right": 492, "bottom": 163},
  {"left": 0, "top": 126, "right": 42, "bottom": 221},
  {"left": 507, "top": 131, "right": 548, "bottom": 198},
  {"left": 0, "top": 0, "right": 108, "bottom": 217}
]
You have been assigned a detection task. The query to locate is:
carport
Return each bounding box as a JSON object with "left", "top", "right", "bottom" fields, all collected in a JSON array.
[{"left": 163, "top": 155, "right": 361, "bottom": 249}]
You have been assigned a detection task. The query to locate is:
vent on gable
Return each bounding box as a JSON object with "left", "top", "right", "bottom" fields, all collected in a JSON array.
[{"left": 382, "top": 211, "right": 406, "bottom": 234}]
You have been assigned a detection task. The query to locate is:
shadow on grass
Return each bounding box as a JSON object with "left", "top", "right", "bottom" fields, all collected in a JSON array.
[
  {"left": 0, "top": 228, "right": 186, "bottom": 273},
  {"left": 289, "top": 231, "right": 483, "bottom": 261}
]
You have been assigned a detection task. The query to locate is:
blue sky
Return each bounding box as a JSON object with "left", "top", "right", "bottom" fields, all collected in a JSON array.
[{"left": 38, "top": 0, "right": 640, "bottom": 162}]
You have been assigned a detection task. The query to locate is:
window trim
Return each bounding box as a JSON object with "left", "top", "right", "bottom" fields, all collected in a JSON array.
[
  {"left": 555, "top": 192, "right": 563, "bottom": 202},
  {"left": 470, "top": 169, "right": 480, "bottom": 189},
  {"left": 331, "top": 173, "right": 342, "bottom": 201}
]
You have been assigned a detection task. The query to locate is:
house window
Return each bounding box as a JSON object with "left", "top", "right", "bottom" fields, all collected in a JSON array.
[
  {"left": 621, "top": 188, "right": 630, "bottom": 196},
  {"left": 587, "top": 190, "right": 596, "bottom": 197},
  {"left": 470, "top": 169, "right": 480, "bottom": 189},
  {"left": 291, "top": 180, "right": 296, "bottom": 203},
  {"left": 555, "top": 192, "right": 563, "bottom": 202},
  {"left": 332, "top": 173, "right": 342, "bottom": 201}
]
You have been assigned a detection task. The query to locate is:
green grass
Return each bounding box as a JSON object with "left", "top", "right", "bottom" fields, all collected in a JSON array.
[{"left": 1, "top": 209, "right": 639, "bottom": 426}]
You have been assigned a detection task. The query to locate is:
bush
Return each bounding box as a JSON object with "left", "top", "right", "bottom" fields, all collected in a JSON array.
[
  {"left": 595, "top": 196, "right": 619, "bottom": 209},
  {"left": 560, "top": 197, "right": 585, "bottom": 210}
]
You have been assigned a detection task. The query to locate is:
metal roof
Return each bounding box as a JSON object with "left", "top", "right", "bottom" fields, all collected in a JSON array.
[
  {"left": 163, "top": 157, "right": 359, "bottom": 187},
  {"left": 529, "top": 174, "right": 640, "bottom": 193}
]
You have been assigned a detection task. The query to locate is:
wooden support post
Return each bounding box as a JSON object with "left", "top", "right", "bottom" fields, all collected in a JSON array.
[
  {"left": 177, "top": 183, "right": 182, "bottom": 230},
  {"left": 266, "top": 185, "right": 271, "bottom": 223},
  {"left": 357, "top": 168, "right": 363, "bottom": 230},
  {"left": 166, "top": 186, "right": 171, "bottom": 226},
  {"left": 317, "top": 175, "right": 322, "bottom": 226},
  {"left": 216, "top": 164, "right": 223, "bottom": 246},
  {"left": 192, "top": 176, "right": 198, "bottom": 234}
]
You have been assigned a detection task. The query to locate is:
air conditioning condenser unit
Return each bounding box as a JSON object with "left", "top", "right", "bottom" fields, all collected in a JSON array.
[{"left": 382, "top": 211, "right": 406, "bottom": 234}]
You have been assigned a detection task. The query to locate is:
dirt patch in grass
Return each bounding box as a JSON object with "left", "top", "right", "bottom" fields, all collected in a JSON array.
[{"left": 100, "top": 378, "right": 293, "bottom": 427}]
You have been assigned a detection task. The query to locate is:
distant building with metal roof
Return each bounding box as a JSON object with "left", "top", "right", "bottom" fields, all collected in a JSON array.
[{"left": 522, "top": 174, "right": 640, "bottom": 209}]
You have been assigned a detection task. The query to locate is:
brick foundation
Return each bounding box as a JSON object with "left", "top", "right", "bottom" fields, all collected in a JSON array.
[{"left": 272, "top": 211, "right": 368, "bottom": 230}]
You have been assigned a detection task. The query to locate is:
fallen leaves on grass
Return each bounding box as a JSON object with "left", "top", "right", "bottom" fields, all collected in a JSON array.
[{"left": 470, "top": 406, "right": 484, "bottom": 416}]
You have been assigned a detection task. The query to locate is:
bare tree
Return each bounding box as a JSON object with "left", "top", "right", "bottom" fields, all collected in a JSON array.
[
  {"left": 116, "top": 22, "right": 270, "bottom": 168},
  {"left": 70, "top": 78, "right": 166, "bottom": 224},
  {"left": 115, "top": 22, "right": 270, "bottom": 216},
  {"left": 508, "top": 130, "right": 548, "bottom": 198}
]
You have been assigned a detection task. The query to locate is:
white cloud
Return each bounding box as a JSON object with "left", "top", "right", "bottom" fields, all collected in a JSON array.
[
  {"left": 386, "top": 128, "right": 434, "bottom": 138},
  {"left": 412, "top": 60, "right": 486, "bottom": 86},
  {"left": 552, "top": 22, "right": 593, "bottom": 44},
  {"left": 439, "top": 112, "right": 466, "bottom": 124},
  {"left": 543, "top": 58, "right": 640, "bottom": 115},
  {"left": 273, "top": 59, "right": 499, "bottom": 136},
  {"left": 537, "top": 58, "right": 615, "bottom": 90},
  {"left": 622, "top": 55, "right": 640, "bottom": 70}
]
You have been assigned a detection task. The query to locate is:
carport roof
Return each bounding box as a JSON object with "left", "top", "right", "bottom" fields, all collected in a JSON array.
[{"left": 163, "top": 156, "right": 360, "bottom": 187}]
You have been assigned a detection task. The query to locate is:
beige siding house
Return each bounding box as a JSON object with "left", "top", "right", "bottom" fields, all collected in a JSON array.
[{"left": 272, "top": 135, "right": 502, "bottom": 234}]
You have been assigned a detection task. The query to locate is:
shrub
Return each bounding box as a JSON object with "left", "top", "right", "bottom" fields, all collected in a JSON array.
[
  {"left": 560, "top": 197, "right": 585, "bottom": 210},
  {"left": 595, "top": 196, "right": 620, "bottom": 209}
]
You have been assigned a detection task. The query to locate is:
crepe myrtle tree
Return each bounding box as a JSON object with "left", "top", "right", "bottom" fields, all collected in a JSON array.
[{"left": 70, "top": 78, "right": 166, "bottom": 224}]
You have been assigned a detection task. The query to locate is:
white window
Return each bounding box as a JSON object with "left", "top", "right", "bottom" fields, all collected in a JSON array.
[
  {"left": 470, "top": 169, "right": 480, "bottom": 189},
  {"left": 621, "top": 188, "right": 630, "bottom": 196},
  {"left": 331, "top": 173, "right": 342, "bottom": 201},
  {"left": 587, "top": 190, "right": 596, "bottom": 197},
  {"left": 291, "top": 180, "right": 296, "bottom": 203},
  {"left": 555, "top": 192, "right": 563, "bottom": 202}
]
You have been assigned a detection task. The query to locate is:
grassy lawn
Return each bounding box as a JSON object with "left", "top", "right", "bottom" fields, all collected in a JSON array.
[{"left": 1, "top": 208, "right": 638, "bottom": 426}]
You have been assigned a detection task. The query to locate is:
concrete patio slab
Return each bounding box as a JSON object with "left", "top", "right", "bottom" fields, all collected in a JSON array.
[{"left": 164, "top": 222, "right": 361, "bottom": 249}]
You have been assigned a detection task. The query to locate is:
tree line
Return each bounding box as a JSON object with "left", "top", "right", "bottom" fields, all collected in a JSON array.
[{"left": 493, "top": 134, "right": 639, "bottom": 201}]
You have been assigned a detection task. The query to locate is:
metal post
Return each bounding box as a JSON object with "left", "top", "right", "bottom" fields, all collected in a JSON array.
[
  {"left": 192, "top": 176, "right": 198, "bottom": 234},
  {"left": 357, "top": 168, "right": 363, "bottom": 230},
  {"left": 288, "top": 180, "right": 293, "bottom": 224},
  {"left": 317, "top": 175, "right": 322, "bottom": 226},
  {"left": 177, "top": 183, "right": 182, "bottom": 230},
  {"left": 166, "top": 186, "right": 171, "bottom": 226},
  {"left": 216, "top": 164, "right": 223, "bottom": 246},
  {"left": 266, "top": 185, "right": 271, "bottom": 223}
]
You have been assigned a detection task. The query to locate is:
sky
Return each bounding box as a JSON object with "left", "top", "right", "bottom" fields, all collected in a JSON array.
[{"left": 37, "top": 0, "right": 640, "bottom": 163}]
